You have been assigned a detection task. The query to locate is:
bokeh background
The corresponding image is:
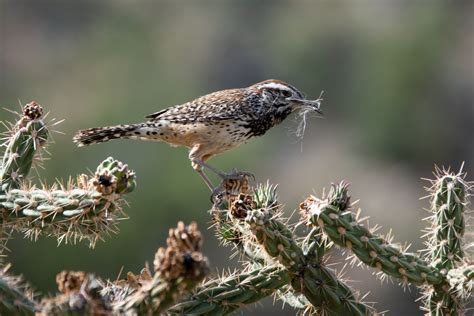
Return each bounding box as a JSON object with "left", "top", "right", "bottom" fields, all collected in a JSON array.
[{"left": 1, "top": 1, "right": 473, "bottom": 314}]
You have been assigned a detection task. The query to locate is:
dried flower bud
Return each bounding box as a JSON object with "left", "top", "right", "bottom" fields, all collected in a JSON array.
[
  {"left": 230, "top": 193, "right": 257, "bottom": 219},
  {"left": 56, "top": 271, "right": 86, "bottom": 294},
  {"left": 91, "top": 170, "right": 117, "bottom": 195},
  {"left": 153, "top": 221, "right": 208, "bottom": 281},
  {"left": 23, "top": 101, "right": 44, "bottom": 121}
]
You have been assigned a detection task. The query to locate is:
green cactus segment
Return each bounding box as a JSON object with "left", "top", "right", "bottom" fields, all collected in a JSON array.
[
  {"left": 170, "top": 265, "right": 290, "bottom": 315},
  {"left": 246, "top": 209, "right": 306, "bottom": 273},
  {"left": 0, "top": 270, "right": 36, "bottom": 315},
  {"left": 302, "top": 227, "right": 332, "bottom": 265},
  {"left": 301, "top": 182, "right": 445, "bottom": 286},
  {"left": 0, "top": 157, "right": 136, "bottom": 247},
  {"left": 0, "top": 102, "right": 49, "bottom": 193},
  {"left": 426, "top": 171, "right": 470, "bottom": 315},
  {"left": 211, "top": 202, "right": 267, "bottom": 265},
  {"left": 245, "top": 208, "right": 372, "bottom": 315},
  {"left": 428, "top": 174, "right": 466, "bottom": 271},
  {"left": 116, "top": 273, "right": 206, "bottom": 315}
]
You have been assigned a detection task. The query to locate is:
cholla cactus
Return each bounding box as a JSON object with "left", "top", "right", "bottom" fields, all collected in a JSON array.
[
  {"left": 171, "top": 180, "right": 374, "bottom": 315},
  {"left": 0, "top": 102, "right": 136, "bottom": 249},
  {"left": 299, "top": 168, "right": 473, "bottom": 315},
  {"left": 0, "top": 102, "right": 137, "bottom": 315},
  {"left": 0, "top": 101, "right": 472, "bottom": 315}
]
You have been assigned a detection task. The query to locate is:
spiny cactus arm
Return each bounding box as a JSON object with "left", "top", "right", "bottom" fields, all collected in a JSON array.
[
  {"left": 1, "top": 101, "right": 48, "bottom": 194},
  {"left": 211, "top": 204, "right": 266, "bottom": 265},
  {"left": 0, "top": 157, "right": 136, "bottom": 248},
  {"left": 211, "top": 183, "right": 280, "bottom": 265},
  {"left": 300, "top": 182, "right": 445, "bottom": 286},
  {"left": 424, "top": 168, "right": 472, "bottom": 315},
  {"left": 169, "top": 265, "right": 290, "bottom": 315},
  {"left": 113, "top": 221, "right": 209, "bottom": 314},
  {"left": 37, "top": 271, "right": 111, "bottom": 316},
  {"left": 427, "top": 169, "right": 468, "bottom": 270},
  {"left": 245, "top": 208, "right": 373, "bottom": 315},
  {"left": 0, "top": 266, "right": 36, "bottom": 315},
  {"left": 212, "top": 189, "right": 310, "bottom": 312}
]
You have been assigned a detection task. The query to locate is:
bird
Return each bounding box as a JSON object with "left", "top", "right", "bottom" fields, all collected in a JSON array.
[{"left": 73, "top": 79, "right": 323, "bottom": 194}]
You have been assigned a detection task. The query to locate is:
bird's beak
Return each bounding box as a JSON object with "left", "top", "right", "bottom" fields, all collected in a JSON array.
[{"left": 287, "top": 97, "right": 323, "bottom": 115}]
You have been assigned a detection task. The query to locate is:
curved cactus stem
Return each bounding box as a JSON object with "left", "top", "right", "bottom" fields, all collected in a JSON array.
[
  {"left": 246, "top": 208, "right": 373, "bottom": 315},
  {"left": 170, "top": 265, "right": 290, "bottom": 315},
  {"left": 300, "top": 182, "right": 445, "bottom": 287},
  {"left": 0, "top": 157, "right": 136, "bottom": 248}
]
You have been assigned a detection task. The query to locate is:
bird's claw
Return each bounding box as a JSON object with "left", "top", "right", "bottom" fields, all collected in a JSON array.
[{"left": 209, "top": 169, "right": 254, "bottom": 206}]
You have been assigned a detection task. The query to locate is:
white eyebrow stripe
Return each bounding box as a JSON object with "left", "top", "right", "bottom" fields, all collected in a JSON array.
[{"left": 257, "top": 82, "right": 292, "bottom": 92}]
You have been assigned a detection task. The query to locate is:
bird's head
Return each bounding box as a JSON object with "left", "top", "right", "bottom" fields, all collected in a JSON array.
[{"left": 251, "top": 79, "right": 323, "bottom": 116}]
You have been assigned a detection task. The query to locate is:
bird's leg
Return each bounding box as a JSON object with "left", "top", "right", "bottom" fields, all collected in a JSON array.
[
  {"left": 195, "top": 168, "right": 215, "bottom": 192},
  {"left": 193, "top": 165, "right": 225, "bottom": 204},
  {"left": 192, "top": 159, "right": 226, "bottom": 178}
]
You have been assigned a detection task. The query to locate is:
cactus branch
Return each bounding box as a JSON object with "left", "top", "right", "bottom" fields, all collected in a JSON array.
[
  {"left": 300, "top": 182, "right": 445, "bottom": 287},
  {"left": 1, "top": 101, "right": 48, "bottom": 194},
  {"left": 170, "top": 264, "right": 290, "bottom": 315},
  {"left": 423, "top": 167, "right": 472, "bottom": 315},
  {"left": 0, "top": 157, "right": 136, "bottom": 248},
  {"left": 245, "top": 206, "right": 373, "bottom": 315}
]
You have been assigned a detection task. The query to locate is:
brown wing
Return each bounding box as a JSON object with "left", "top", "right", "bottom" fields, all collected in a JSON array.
[{"left": 145, "top": 88, "right": 253, "bottom": 123}]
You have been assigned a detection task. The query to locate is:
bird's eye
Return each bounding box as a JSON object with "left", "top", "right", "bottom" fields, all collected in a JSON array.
[{"left": 281, "top": 90, "right": 292, "bottom": 98}]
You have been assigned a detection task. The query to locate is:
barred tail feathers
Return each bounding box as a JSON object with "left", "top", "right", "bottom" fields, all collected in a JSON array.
[{"left": 73, "top": 123, "right": 161, "bottom": 146}]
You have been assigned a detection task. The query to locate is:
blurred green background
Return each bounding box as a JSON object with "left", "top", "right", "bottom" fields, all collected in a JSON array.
[{"left": 1, "top": 1, "right": 473, "bottom": 314}]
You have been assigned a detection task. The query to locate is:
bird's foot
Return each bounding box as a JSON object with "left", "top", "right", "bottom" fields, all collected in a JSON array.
[{"left": 210, "top": 170, "right": 254, "bottom": 205}]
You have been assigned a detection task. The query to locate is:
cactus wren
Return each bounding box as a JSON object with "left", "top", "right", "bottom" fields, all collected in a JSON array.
[{"left": 74, "top": 79, "right": 323, "bottom": 192}]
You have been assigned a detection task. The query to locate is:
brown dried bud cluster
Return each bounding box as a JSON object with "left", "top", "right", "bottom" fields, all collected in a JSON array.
[
  {"left": 22, "top": 101, "right": 44, "bottom": 121},
  {"left": 91, "top": 170, "right": 117, "bottom": 195},
  {"left": 38, "top": 271, "right": 110, "bottom": 315},
  {"left": 230, "top": 193, "right": 257, "bottom": 219},
  {"left": 56, "top": 270, "right": 86, "bottom": 294},
  {"left": 153, "top": 221, "right": 208, "bottom": 281}
]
